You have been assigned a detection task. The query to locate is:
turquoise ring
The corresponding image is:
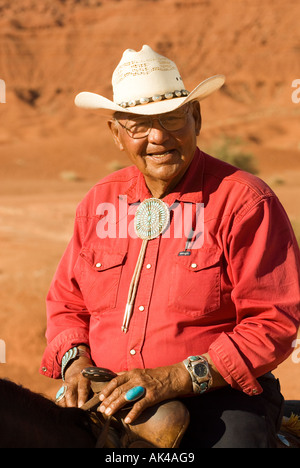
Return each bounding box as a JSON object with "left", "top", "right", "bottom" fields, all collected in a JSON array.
[
  {"left": 56, "top": 385, "right": 67, "bottom": 402},
  {"left": 125, "top": 386, "right": 145, "bottom": 402}
]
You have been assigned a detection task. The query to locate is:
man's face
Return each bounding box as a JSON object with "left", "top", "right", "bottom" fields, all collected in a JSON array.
[{"left": 109, "top": 102, "right": 201, "bottom": 195}]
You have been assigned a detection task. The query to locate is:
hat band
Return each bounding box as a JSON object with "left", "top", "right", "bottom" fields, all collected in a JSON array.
[{"left": 117, "top": 89, "right": 189, "bottom": 109}]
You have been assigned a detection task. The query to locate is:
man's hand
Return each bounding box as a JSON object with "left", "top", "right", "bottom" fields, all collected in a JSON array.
[
  {"left": 57, "top": 348, "right": 93, "bottom": 408},
  {"left": 98, "top": 363, "right": 193, "bottom": 424}
]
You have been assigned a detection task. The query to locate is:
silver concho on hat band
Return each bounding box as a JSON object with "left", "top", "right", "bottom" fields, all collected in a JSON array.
[
  {"left": 119, "top": 89, "right": 189, "bottom": 109},
  {"left": 122, "top": 198, "right": 170, "bottom": 333}
]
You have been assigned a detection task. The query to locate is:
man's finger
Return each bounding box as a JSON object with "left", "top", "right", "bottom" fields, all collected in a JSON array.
[
  {"left": 64, "top": 384, "right": 78, "bottom": 407},
  {"left": 77, "top": 379, "right": 91, "bottom": 408},
  {"left": 123, "top": 398, "right": 149, "bottom": 424},
  {"left": 98, "top": 376, "right": 120, "bottom": 401}
]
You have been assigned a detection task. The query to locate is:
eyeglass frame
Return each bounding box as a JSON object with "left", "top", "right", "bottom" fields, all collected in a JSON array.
[{"left": 113, "top": 103, "right": 192, "bottom": 139}]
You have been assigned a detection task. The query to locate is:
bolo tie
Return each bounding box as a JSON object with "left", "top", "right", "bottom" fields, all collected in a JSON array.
[{"left": 121, "top": 198, "right": 170, "bottom": 333}]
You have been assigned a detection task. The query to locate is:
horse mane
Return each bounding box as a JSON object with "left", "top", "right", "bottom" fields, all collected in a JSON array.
[{"left": 0, "top": 378, "right": 96, "bottom": 448}]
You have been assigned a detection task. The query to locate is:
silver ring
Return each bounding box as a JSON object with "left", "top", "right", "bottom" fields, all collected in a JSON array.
[{"left": 56, "top": 385, "right": 67, "bottom": 402}]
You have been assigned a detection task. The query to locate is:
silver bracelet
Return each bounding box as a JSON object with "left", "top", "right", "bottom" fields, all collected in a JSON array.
[{"left": 61, "top": 346, "right": 91, "bottom": 382}]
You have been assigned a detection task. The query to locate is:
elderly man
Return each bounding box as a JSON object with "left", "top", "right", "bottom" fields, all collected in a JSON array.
[{"left": 40, "top": 45, "right": 300, "bottom": 448}]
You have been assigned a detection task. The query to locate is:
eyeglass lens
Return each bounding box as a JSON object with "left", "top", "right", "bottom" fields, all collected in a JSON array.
[{"left": 124, "top": 107, "right": 189, "bottom": 139}]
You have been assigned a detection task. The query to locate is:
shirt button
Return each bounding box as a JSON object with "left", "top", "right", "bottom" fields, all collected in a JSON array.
[
  {"left": 191, "top": 263, "right": 197, "bottom": 269},
  {"left": 146, "top": 264, "right": 152, "bottom": 269},
  {"left": 42, "top": 367, "right": 47, "bottom": 372},
  {"left": 130, "top": 349, "right": 136, "bottom": 355},
  {"left": 138, "top": 305, "right": 145, "bottom": 311},
  {"left": 95, "top": 262, "right": 102, "bottom": 268},
  {"left": 252, "top": 388, "right": 258, "bottom": 394}
]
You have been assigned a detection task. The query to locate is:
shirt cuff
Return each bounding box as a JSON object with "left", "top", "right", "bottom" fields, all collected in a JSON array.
[
  {"left": 208, "top": 332, "right": 263, "bottom": 396},
  {"left": 39, "top": 327, "right": 90, "bottom": 379}
]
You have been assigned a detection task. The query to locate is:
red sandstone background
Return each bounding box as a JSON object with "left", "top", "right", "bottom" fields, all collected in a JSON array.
[{"left": 0, "top": 0, "right": 299, "bottom": 402}]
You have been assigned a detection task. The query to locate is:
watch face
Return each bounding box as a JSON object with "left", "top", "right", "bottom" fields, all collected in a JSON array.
[{"left": 193, "top": 362, "right": 207, "bottom": 378}]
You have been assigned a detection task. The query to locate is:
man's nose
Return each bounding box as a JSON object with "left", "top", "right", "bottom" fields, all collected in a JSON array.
[{"left": 147, "top": 119, "right": 169, "bottom": 143}]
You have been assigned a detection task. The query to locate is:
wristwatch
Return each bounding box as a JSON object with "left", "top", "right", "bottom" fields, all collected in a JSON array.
[
  {"left": 183, "top": 355, "right": 213, "bottom": 394},
  {"left": 61, "top": 346, "right": 91, "bottom": 381}
]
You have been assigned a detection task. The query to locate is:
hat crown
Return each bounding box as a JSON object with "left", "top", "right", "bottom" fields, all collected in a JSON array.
[{"left": 112, "top": 45, "right": 185, "bottom": 105}]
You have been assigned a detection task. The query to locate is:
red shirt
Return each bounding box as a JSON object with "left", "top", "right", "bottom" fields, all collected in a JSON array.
[{"left": 40, "top": 148, "right": 300, "bottom": 396}]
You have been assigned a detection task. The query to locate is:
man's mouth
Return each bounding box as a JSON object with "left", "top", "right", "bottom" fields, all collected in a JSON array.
[{"left": 147, "top": 150, "right": 176, "bottom": 158}]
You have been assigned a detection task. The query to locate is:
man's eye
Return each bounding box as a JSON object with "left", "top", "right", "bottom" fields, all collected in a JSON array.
[
  {"left": 128, "top": 120, "right": 146, "bottom": 128},
  {"left": 165, "top": 117, "right": 181, "bottom": 123}
]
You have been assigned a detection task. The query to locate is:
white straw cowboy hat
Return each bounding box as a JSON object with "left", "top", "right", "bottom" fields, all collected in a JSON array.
[{"left": 75, "top": 45, "right": 225, "bottom": 116}]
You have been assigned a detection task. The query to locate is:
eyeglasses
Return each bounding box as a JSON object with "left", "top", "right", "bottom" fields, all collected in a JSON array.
[{"left": 115, "top": 105, "right": 190, "bottom": 139}]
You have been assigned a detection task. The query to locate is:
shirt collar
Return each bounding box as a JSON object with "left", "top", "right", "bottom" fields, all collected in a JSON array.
[{"left": 124, "top": 147, "right": 204, "bottom": 206}]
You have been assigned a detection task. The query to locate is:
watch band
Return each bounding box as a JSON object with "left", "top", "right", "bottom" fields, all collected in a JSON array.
[
  {"left": 183, "top": 355, "right": 213, "bottom": 394},
  {"left": 61, "top": 346, "right": 91, "bottom": 381}
]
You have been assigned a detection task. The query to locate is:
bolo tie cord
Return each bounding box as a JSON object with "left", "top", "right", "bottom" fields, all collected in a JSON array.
[{"left": 122, "top": 238, "right": 148, "bottom": 333}]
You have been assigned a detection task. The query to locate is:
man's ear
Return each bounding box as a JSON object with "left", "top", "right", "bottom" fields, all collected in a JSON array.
[{"left": 107, "top": 119, "right": 125, "bottom": 151}]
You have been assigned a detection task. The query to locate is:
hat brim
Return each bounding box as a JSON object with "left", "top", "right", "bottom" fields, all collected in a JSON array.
[{"left": 74, "top": 75, "right": 225, "bottom": 116}]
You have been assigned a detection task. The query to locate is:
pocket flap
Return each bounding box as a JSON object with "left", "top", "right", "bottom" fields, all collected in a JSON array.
[
  {"left": 80, "top": 248, "right": 127, "bottom": 271},
  {"left": 175, "top": 247, "right": 221, "bottom": 271}
]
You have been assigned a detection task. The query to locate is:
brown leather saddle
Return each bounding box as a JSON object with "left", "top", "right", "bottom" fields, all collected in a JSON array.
[
  {"left": 80, "top": 367, "right": 190, "bottom": 448},
  {"left": 81, "top": 367, "right": 300, "bottom": 449}
]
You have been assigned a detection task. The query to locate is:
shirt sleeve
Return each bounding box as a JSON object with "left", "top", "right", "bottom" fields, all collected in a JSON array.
[
  {"left": 208, "top": 194, "right": 300, "bottom": 395},
  {"left": 39, "top": 214, "right": 91, "bottom": 379}
]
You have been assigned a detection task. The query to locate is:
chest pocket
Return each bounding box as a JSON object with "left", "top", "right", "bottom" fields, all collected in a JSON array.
[
  {"left": 168, "top": 247, "right": 221, "bottom": 318},
  {"left": 77, "top": 247, "right": 127, "bottom": 315}
]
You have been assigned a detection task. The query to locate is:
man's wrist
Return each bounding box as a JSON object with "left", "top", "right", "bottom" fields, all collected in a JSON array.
[
  {"left": 183, "top": 355, "right": 213, "bottom": 394},
  {"left": 61, "top": 346, "right": 91, "bottom": 381}
]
